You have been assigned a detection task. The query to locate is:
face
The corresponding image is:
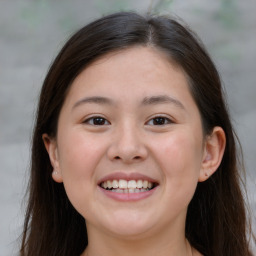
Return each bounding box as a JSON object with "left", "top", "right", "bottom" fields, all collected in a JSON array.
[{"left": 45, "top": 46, "right": 211, "bottom": 239}]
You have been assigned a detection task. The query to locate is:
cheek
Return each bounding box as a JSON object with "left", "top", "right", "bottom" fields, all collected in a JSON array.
[
  {"left": 161, "top": 129, "right": 203, "bottom": 174},
  {"left": 153, "top": 130, "right": 203, "bottom": 201},
  {"left": 56, "top": 131, "right": 107, "bottom": 215},
  {"left": 57, "top": 130, "right": 106, "bottom": 182}
]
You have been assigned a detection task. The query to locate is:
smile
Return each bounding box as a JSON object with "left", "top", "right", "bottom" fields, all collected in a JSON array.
[
  {"left": 98, "top": 173, "right": 159, "bottom": 201},
  {"left": 100, "top": 179, "right": 155, "bottom": 193}
]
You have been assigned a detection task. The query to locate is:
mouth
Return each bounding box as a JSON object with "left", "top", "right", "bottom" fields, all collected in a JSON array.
[{"left": 99, "top": 179, "right": 158, "bottom": 194}]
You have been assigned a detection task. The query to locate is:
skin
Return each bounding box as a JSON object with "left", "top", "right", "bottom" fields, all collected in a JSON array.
[{"left": 43, "top": 46, "right": 226, "bottom": 256}]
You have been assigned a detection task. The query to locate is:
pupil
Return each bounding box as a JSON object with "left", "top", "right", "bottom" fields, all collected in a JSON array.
[
  {"left": 153, "top": 118, "right": 165, "bottom": 125},
  {"left": 94, "top": 118, "right": 105, "bottom": 125}
]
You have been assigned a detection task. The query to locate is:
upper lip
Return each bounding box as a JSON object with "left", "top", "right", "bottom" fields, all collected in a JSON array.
[{"left": 97, "top": 172, "right": 159, "bottom": 185}]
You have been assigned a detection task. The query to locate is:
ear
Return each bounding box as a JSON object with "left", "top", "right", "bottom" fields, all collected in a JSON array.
[
  {"left": 199, "top": 127, "right": 226, "bottom": 182},
  {"left": 42, "top": 134, "right": 63, "bottom": 183}
]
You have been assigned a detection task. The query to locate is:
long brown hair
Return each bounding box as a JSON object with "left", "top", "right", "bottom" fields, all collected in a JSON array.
[{"left": 20, "top": 12, "right": 254, "bottom": 256}]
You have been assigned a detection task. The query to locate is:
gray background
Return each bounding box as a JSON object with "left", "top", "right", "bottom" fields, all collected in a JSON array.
[{"left": 0, "top": 0, "right": 255, "bottom": 255}]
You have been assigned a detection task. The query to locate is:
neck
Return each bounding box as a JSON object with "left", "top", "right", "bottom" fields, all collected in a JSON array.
[{"left": 82, "top": 223, "right": 193, "bottom": 256}]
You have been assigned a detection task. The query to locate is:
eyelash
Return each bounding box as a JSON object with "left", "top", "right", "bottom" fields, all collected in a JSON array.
[
  {"left": 83, "top": 116, "right": 110, "bottom": 126},
  {"left": 146, "top": 116, "right": 173, "bottom": 126},
  {"left": 83, "top": 115, "right": 173, "bottom": 126}
]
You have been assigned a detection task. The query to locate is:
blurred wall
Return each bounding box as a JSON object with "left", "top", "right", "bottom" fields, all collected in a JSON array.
[{"left": 0, "top": 0, "right": 255, "bottom": 255}]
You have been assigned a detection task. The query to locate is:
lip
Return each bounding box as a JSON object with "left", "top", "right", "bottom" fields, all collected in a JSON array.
[
  {"left": 97, "top": 172, "right": 159, "bottom": 202},
  {"left": 98, "top": 185, "right": 158, "bottom": 202},
  {"left": 97, "top": 172, "right": 159, "bottom": 185}
]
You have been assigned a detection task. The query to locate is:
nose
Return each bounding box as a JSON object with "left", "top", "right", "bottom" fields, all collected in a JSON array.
[{"left": 107, "top": 123, "right": 148, "bottom": 164}]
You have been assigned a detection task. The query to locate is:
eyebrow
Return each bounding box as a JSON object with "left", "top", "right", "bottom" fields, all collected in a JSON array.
[
  {"left": 141, "top": 95, "right": 185, "bottom": 109},
  {"left": 72, "top": 95, "right": 185, "bottom": 110},
  {"left": 72, "top": 96, "right": 114, "bottom": 109}
]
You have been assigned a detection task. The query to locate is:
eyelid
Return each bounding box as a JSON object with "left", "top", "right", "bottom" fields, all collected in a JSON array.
[
  {"left": 82, "top": 115, "right": 111, "bottom": 125},
  {"left": 145, "top": 115, "right": 174, "bottom": 126}
]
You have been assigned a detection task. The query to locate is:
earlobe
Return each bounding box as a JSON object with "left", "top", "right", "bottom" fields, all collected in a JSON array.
[
  {"left": 42, "top": 134, "right": 63, "bottom": 183},
  {"left": 199, "top": 127, "right": 226, "bottom": 182}
]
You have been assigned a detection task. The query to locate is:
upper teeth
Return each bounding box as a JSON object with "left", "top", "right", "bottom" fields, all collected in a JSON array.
[{"left": 101, "top": 179, "right": 153, "bottom": 189}]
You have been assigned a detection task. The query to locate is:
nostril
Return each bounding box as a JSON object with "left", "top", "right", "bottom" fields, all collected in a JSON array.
[{"left": 113, "top": 155, "right": 142, "bottom": 161}]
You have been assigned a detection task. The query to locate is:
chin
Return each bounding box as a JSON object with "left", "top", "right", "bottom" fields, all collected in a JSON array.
[
  {"left": 100, "top": 212, "right": 155, "bottom": 238},
  {"left": 108, "top": 225, "right": 153, "bottom": 239}
]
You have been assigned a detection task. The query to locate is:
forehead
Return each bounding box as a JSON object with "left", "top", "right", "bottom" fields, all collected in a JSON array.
[
  {"left": 66, "top": 46, "right": 190, "bottom": 101},
  {"left": 90, "top": 46, "right": 181, "bottom": 79}
]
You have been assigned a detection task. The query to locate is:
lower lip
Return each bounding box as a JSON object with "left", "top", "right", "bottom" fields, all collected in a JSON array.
[{"left": 98, "top": 186, "right": 157, "bottom": 201}]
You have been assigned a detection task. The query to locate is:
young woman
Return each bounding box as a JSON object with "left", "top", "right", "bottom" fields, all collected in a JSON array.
[{"left": 20, "top": 12, "right": 254, "bottom": 256}]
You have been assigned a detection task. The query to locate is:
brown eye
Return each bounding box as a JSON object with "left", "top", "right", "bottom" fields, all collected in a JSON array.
[
  {"left": 84, "top": 116, "right": 110, "bottom": 126},
  {"left": 153, "top": 117, "right": 166, "bottom": 125},
  {"left": 146, "top": 116, "right": 172, "bottom": 126}
]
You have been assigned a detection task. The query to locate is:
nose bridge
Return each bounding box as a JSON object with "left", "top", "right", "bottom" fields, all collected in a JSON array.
[{"left": 107, "top": 119, "right": 147, "bottom": 163}]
